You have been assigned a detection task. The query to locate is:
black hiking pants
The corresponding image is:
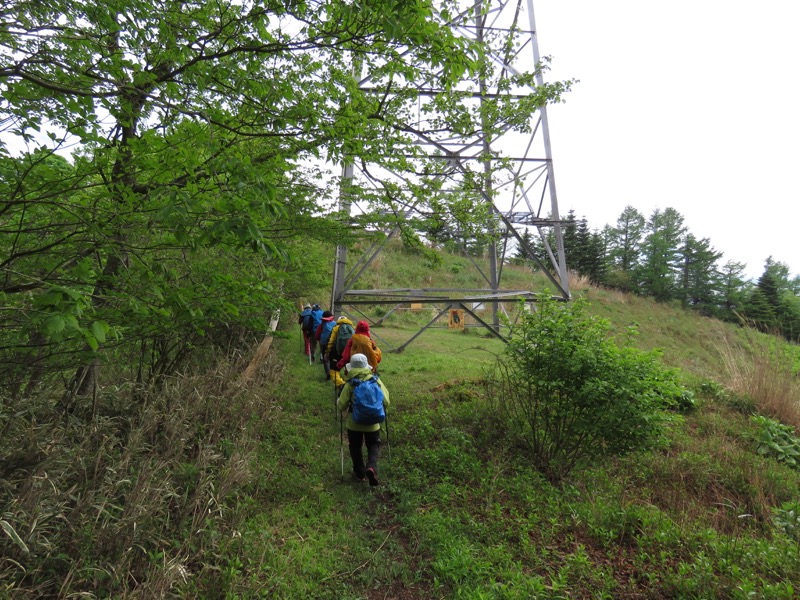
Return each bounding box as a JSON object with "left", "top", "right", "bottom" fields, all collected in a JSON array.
[{"left": 347, "top": 429, "right": 381, "bottom": 477}]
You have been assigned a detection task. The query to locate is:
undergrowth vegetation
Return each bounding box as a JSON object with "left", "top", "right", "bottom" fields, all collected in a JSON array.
[
  {"left": 0, "top": 354, "right": 283, "bottom": 597},
  {"left": 3, "top": 240, "right": 800, "bottom": 598}
]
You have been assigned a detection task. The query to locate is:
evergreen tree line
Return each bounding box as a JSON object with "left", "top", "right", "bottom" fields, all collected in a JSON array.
[{"left": 516, "top": 205, "right": 800, "bottom": 342}]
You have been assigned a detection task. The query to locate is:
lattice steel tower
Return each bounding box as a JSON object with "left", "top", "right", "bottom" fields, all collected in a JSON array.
[{"left": 331, "top": 0, "right": 570, "bottom": 350}]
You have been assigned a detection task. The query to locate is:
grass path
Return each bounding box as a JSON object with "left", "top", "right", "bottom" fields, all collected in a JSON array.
[{"left": 232, "top": 325, "right": 499, "bottom": 599}]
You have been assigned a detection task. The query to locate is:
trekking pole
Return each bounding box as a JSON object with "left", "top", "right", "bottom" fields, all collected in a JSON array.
[
  {"left": 339, "top": 409, "right": 344, "bottom": 480},
  {"left": 385, "top": 412, "right": 391, "bottom": 467}
]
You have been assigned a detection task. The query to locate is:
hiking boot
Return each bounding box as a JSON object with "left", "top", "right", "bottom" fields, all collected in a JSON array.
[
  {"left": 352, "top": 471, "right": 366, "bottom": 482},
  {"left": 366, "top": 467, "right": 379, "bottom": 487}
]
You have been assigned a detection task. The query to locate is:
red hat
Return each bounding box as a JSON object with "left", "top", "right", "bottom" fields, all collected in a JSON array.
[{"left": 355, "top": 320, "right": 370, "bottom": 334}]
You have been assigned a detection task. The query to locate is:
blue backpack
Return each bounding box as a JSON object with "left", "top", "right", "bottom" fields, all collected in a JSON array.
[
  {"left": 320, "top": 320, "right": 336, "bottom": 348},
  {"left": 310, "top": 307, "right": 323, "bottom": 331},
  {"left": 350, "top": 376, "right": 385, "bottom": 425}
]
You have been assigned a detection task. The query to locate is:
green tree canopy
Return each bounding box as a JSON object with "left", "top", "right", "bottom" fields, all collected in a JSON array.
[
  {"left": 0, "top": 1, "right": 461, "bottom": 395},
  {"left": 1, "top": 0, "right": 573, "bottom": 400}
]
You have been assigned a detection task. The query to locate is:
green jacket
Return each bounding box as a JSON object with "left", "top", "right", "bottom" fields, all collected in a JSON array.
[{"left": 336, "top": 367, "right": 390, "bottom": 432}]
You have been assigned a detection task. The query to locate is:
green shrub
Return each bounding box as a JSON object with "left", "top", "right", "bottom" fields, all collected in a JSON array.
[
  {"left": 773, "top": 500, "right": 800, "bottom": 542},
  {"left": 487, "top": 296, "right": 683, "bottom": 484},
  {"left": 752, "top": 415, "right": 800, "bottom": 469}
]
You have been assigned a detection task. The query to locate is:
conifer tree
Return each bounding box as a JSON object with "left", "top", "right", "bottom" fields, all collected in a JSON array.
[
  {"left": 608, "top": 205, "right": 645, "bottom": 272},
  {"left": 560, "top": 212, "right": 606, "bottom": 283},
  {"left": 514, "top": 228, "right": 541, "bottom": 264},
  {"left": 587, "top": 228, "right": 610, "bottom": 285},
  {"left": 717, "top": 260, "right": 750, "bottom": 322},
  {"left": 561, "top": 210, "right": 579, "bottom": 269},
  {"left": 744, "top": 257, "right": 800, "bottom": 340},
  {"left": 678, "top": 234, "right": 722, "bottom": 315},
  {"left": 756, "top": 257, "right": 784, "bottom": 308},
  {"left": 635, "top": 207, "right": 686, "bottom": 301},
  {"left": 605, "top": 205, "right": 645, "bottom": 292}
]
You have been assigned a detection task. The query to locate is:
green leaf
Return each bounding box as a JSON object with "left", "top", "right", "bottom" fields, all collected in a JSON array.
[
  {"left": 1, "top": 520, "right": 29, "bottom": 554},
  {"left": 91, "top": 320, "right": 108, "bottom": 344},
  {"left": 85, "top": 333, "right": 99, "bottom": 351},
  {"left": 44, "top": 315, "right": 67, "bottom": 337}
]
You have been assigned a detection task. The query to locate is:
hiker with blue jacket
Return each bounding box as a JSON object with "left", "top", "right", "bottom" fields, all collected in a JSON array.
[
  {"left": 315, "top": 310, "right": 336, "bottom": 380},
  {"left": 337, "top": 353, "right": 390, "bottom": 486},
  {"left": 298, "top": 304, "right": 313, "bottom": 356},
  {"left": 305, "top": 304, "right": 324, "bottom": 362}
]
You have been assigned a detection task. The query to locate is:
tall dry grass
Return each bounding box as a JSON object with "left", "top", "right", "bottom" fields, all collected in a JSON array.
[
  {"left": 715, "top": 326, "right": 800, "bottom": 428},
  {"left": 567, "top": 270, "right": 596, "bottom": 293},
  {"left": 0, "top": 349, "right": 284, "bottom": 598}
]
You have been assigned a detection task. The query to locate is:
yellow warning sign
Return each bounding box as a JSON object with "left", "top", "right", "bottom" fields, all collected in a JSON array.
[{"left": 448, "top": 309, "right": 465, "bottom": 330}]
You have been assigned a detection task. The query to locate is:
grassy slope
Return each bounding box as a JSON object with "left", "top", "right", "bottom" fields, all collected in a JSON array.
[{"left": 228, "top": 244, "right": 800, "bottom": 599}]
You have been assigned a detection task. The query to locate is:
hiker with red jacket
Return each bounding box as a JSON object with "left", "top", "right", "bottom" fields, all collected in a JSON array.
[
  {"left": 337, "top": 353, "right": 390, "bottom": 485},
  {"left": 336, "top": 320, "right": 381, "bottom": 372}
]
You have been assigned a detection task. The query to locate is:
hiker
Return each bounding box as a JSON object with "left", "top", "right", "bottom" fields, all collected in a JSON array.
[
  {"left": 302, "top": 304, "right": 323, "bottom": 362},
  {"left": 336, "top": 320, "right": 381, "bottom": 372},
  {"left": 337, "top": 353, "right": 390, "bottom": 486},
  {"left": 327, "top": 316, "right": 355, "bottom": 387},
  {"left": 315, "top": 310, "right": 336, "bottom": 380},
  {"left": 298, "top": 304, "right": 313, "bottom": 356}
]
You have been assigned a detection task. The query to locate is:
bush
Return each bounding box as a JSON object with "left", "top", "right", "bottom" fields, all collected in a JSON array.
[
  {"left": 487, "top": 296, "right": 683, "bottom": 484},
  {"left": 752, "top": 415, "right": 800, "bottom": 469}
]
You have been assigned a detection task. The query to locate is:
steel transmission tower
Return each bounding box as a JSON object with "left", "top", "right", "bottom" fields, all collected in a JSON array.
[{"left": 331, "top": 0, "right": 570, "bottom": 351}]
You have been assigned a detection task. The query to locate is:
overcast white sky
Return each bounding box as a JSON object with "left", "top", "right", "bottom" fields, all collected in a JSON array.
[{"left": 531, "top": 0, "right": 800, "bottom": 280}]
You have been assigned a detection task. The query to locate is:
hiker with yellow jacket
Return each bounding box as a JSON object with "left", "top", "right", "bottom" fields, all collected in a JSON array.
[
  {"left": 326, "top": 316, "right": 354, "bottom": 387},
  {"left": 337, "top": 353, "right": 390, "bottom": 486}
]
